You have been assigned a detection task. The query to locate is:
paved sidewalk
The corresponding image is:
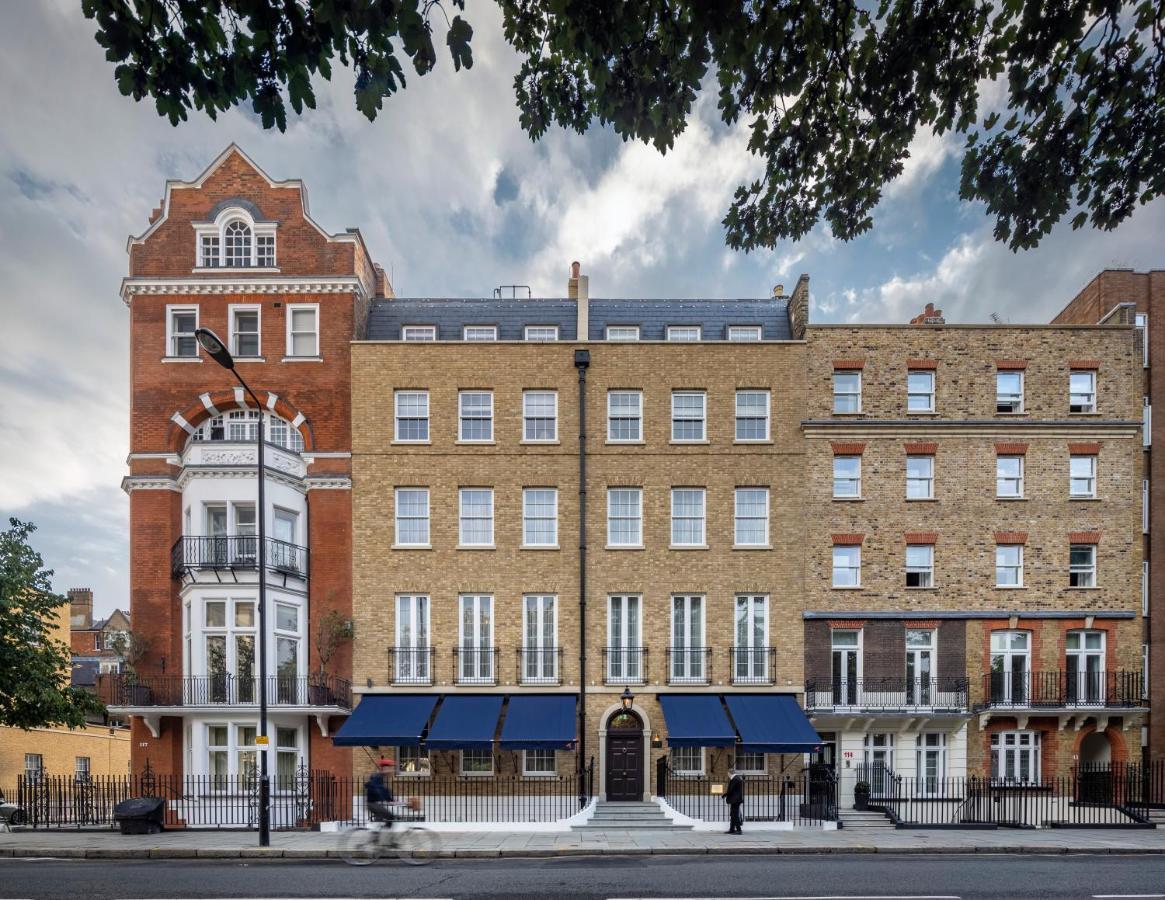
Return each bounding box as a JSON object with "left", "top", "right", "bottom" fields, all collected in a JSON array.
[{"left": 1, "top": 825, "right": 1163, "bottom": 859}]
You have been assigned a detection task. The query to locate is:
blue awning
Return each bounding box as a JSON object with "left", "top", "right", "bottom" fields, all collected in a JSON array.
[
  {"left": 659, "top": 694, "right": 736, "bottom": 747},
  {"left": 332, "top": 694, "right": 437, "bottom": 747},
  {"left": 500, "top": 695, "right": 576, "bottom": 750},
  {"left": 725, "top": 694, "right": 822, "bottom": 754},
  {"left": 425, "top": 695, "right": 504, "bottom": 750}
]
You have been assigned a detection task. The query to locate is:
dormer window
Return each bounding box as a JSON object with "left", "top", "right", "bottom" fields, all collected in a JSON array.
[{"left": 196, "top": 209, "right": 277, "bottom": 269}]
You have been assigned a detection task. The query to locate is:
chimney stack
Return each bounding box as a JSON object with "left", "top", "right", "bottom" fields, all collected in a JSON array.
[
  {"left": 773, "top": 284, "right": 784, "bottom": 299},
  {"left": 569, "top": 261, "right": 589, "bottom": 340},
  {"left": 68, "top": 587, "right": 94, "bottom": 629},
  {"left": 909, "top": 302, "right": 946, "bottom": 326},
  {"left": 786, "top": 274, "right": 810, "bottom": 340}
]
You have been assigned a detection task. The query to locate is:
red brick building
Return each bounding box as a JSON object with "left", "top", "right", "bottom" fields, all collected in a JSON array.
[
  {"left": 1053, "top": 269, "right": 1165, "bottom": 761},
  {"left": 111, "top": 146, "right": 383, "bottom": 804}
]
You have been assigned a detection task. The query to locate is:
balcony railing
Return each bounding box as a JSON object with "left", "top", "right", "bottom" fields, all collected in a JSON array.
[
  {"left": 729, "top": 646, "right": 775, "bottom": 685},
  {"left": 603, "top": 647, "right": 647, "bottom": 685},
  {"left": 977, "top": 670, "right": 1144, "bottom": 709},
  {"left": 389, "top": 647, "right": 433, "bottom": 686},
  {"left": 453, "top": 647, "right": 498, "bottom": 685},
  {"left": 804, "top": 677, "right": 969, "bottom": 712},
  {"left": 516, "top": 647, "right": 562, "bottom": 685},
  {"left": 171, "top": 536, "right": 309, "bottom": 579},
  {"left": 667, "top": 647, "right": 712, "bottom": 685},
  {"left": 101, "top": 674, "right": 351, "bottom": 709}
]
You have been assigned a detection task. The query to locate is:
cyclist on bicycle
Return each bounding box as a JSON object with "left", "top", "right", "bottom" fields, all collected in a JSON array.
[{"left": 365, "top": 757, "right": 398, "bottom": 824}]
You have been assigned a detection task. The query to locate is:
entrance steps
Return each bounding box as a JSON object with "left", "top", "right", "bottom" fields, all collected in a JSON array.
[
  {"left": 573, "top": 800, "right": 693, "bottom": 831},
  {"left": 1147, "top": 807, "right": 1165, "bottom": 827},
  {"left": 838, "top": 807, "right": 896, "bottom": 829}
]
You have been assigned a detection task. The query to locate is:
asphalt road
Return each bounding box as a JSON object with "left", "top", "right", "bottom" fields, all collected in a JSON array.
[{"left": 1, "top": 853, "right": 1163, "bottom": 900}]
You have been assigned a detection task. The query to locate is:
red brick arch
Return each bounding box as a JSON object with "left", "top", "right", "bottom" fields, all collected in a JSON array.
[
  {"left": 168, "top": 389, "right": 314, "bottom": 452},
  {"left": 1071, "top": 722, "right": 1130, "bottom": 766}
]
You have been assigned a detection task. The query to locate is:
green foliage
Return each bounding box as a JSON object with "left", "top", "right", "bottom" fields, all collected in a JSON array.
[
  {"left": 107, "top": 628, "right": 152, "bottom": 676},
  {"left": 314, "top": 608, "right": 354, "bottom": 676},
  {"left": 84, "top": 1, "right": 1164, "bottom": 251},
  {"left": 0, "top": 519, "right": 105, "bottom": 730}
]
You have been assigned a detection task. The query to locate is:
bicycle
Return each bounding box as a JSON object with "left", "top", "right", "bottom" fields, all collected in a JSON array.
[{"left": 338, "top": 817, "right": 440, "bottom": 866}]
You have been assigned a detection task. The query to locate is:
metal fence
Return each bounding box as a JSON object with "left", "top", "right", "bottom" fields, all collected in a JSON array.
[
  {"left": 663, "top": 770, "right": 838, "bottom": 827},
  {"left": 1, "top": 760, "right": 595, "bottom": 830}
]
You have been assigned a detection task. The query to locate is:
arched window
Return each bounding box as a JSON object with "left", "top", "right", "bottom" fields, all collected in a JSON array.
[
  {"left": 190, "top": 409, "right": 304, "bottom": 453},
  {"left": 223, "top": 220, "right": 252, "bottom": 267}
]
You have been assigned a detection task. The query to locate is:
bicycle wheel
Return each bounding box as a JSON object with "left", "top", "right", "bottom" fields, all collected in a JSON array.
[
  {"left": 393, "top": 826, "right": 439, "bottom": 865},
  {"left": 338, "top": 826, "right": 382, "bottom": 865}
]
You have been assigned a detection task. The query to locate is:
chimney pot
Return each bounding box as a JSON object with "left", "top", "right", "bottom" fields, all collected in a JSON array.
[
  {"left": 773, "top": 284, "right": 784, "bottom": 298},
  {"left": 571, "top": 261, "right": 581, "bottom": 279}
]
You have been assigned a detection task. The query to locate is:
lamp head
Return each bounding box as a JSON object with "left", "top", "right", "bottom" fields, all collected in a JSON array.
[
  {"left": 195, "top": 327, "right": 234, "bottom": 370},
  {"left": 620, "top": 685, "right": 634, "bottom": 712},
  {"left": 574, "top": 348, "right": 590, "bottom": 369}
]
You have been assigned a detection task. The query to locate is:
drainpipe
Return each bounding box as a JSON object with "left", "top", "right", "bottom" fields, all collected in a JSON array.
[{"left": 574, "top": 347, "right": 590, "bottom": 806}]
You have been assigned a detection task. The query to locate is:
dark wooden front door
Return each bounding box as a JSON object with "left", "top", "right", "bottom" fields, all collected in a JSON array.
[{"left": 606, "top": 731, "right": 644, "bottom": 800}]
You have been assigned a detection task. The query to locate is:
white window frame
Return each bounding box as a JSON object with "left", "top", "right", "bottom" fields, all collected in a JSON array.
[
  {"left": 458, "top": 390, "right": 494, "bottom": 442},
  {"left": 907, "top": 370, "right": 936, "bottom": 412},
  {"left": 74, "top": 756, "right": 91, "bottom": 783},
  {"left": 996, "top": 544, "right": 1024, "bottom": 587},
  {"left": 735, "top": 750, "right": 766, "bottom": 774},
  {"left": 1069, "top": 544, "right": 1097, "bottom": 587},
  {"left": 521, "top": 594, "right": 558, "bottom": 684},
  {"left": 667, "top": 325, "right": 702, "bottom": 341},
  {"left": 522, "top": 749, "right": 557, "bottom": 776},
  {"left": 607, "top": 594, "right": 643, "bottom": 682},
  {"left": 728, "top": 325, "right": 762, "bottom": 341},
  {"left": 735, "top": 390, "right": 771, "bottom": 441},
  {"left": 996, "top": 455, "right": 1024, "bottom": 498},
  {"left": 396, "top": 745, "right": 431, "bottom": 777},
  {"left": 670, "top": 746, "right": 704, "bottom": 775},
  {"left": 833, "top": 371, "right": 862, "bottom": 414},
  {"left": 524, "top": 325, "right": 559, "bottom": 341},
  {"left": 607, "top": 488, "right": 643, "bottom": 548},
  {"left": 606, "top": 325, "right": 640, "bottom": 341},
  {"left": 228, "top": 304, "right": 261, "bottom": 358},
  {"left": 394, "top": 488, "right": 430, "bottom": 547},
  {"left": 463, "top": 325, "right": 498, "bottom": 341},
  {"left": 671, "top": 391, "right": 707, "bottom": 442},
  {"left": 833, "top": 456, "right": 861, "bottom": 498},
  {"left": 832, "top": 545, "right": 861, "bottom": 588},
  {"left": 402, "top": 325, "right": 436, "bottom": 341},
  {"left": 1069, "top": 455, "right": 1097, "bottom": 498},
  {"left": 915, "top": 733, "right": 947, "bottom": 791},
  {"left": 1144, "top": 397, "right": 1152, "bottom": 448},
  {"left": 905, "top": 544, "right": 935, "bottom": 588},
  {"left": 458, "top": 488, "right": 495, "bottom": 547},
  {"left": 607, "top": 390, "right": 643, "bottom": 443},
  {"left": 1144, "top": 560, "right": 1150, "bottom": 616},
  {"left": 394, "top": 594, "right": 430, "bottom": 684},
  {"left": 523, "top": 390, "right": 558, "bottom": 442},
  {"left": 285, "top": 303, "right": 320, "bottom": 358},
  {"left": 393, "top": 390, "right": 430, "bottom": 442},
  {"left": 906, "top": 455, "right": 935, "bottom": 500},
  {"left": 1136, "top": 313, "right": 1149, "bottom": 367},
  {"left": 990, "top": 730, "right": 1040, "bottom": 783},
  {"left": 194, "top": 210, "right": 276, "bottom": 269},
  {"left": 670, "top": 487, "right": 706, "bottom": 547},
  {"left": 460, "top": 749, "right": 494, "bottom": 776},
  {"left": 996, "top": 371, "right": 1024, "bottom": 413},
  {"left": 733, "top": 487, "right": 769, "bottom": 547},
  {"left": 1070, "top": 370, "right": 1097, "bottom": 413},
  {"left": 522, "top": 488, "right": 558, "bottom": 548},
  {"left": 166, "top": 305, "right": 199, "bottom": 358}
]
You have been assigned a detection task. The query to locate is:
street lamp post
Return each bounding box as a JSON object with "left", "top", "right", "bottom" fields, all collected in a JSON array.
[{"left": 195, "top": 327, "right": 271, "bottom": 847}]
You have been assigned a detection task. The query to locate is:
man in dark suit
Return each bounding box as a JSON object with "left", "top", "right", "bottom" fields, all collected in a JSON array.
[{"left": 724, "top": 765, "right": 744, "bottom": 834}]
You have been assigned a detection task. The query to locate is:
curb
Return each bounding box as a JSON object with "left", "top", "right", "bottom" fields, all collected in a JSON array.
[{"left": 2, "top": 845, "right": 1164, "bottom": 860}]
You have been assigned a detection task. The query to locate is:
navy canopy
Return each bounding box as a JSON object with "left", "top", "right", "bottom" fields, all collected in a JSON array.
[
  {"left": 659, "top": 695, "right": 736, "bottom": 747},
  {"left": 500, "top": 695, "right": 576, "bottom": 750},
  {"left": 425, "top": 695, "right": 504, "bottom": 750},
  {"left": 725, "top": 694, "right": 822, "bottom": 754},
  {"left": 332, "top": 695, "right": 437, "bottom": 747}
]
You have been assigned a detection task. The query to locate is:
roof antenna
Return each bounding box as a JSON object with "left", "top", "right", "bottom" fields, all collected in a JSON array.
[{"left": 989, "top": 312, "right": 1002, "bottom": 324}]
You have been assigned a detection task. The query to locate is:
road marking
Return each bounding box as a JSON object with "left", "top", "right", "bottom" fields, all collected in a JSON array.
[
  {"left": 609, "top": 896, "right": 962, "bottom": 900},
  {"left": 1093, "top": 895, "right": 1165, "bottom": 899}
]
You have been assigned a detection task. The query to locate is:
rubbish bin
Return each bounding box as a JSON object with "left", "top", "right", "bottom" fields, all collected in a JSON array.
[{"left": 113, "top": 797, "right": 165, "bottom": 835}]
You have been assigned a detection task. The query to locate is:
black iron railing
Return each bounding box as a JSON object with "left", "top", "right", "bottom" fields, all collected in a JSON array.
[
  {"left": 662, "top": 769, "right": 837, "bottom": 826},
  {"left": 170, "top": 536, "right": 309, "bottom": 578},
  {"left": 666, "top": 646, "right": 712, "bottom": 685},
  {"left": 453, "top": 648, "right": 499, "bottom": 685},
  {"left": 728, "top": 647, "right": 775, "bottom": 685},
  {"left": 977, "top": 670, "right": 1144, "bottom": 709},
  {"left": 516, "top": 647, "right": 562, "bottom": 685},
  {"left": 100, "top": 674, "right": 351, "bottom": 709},
  {"left": 389, "top": 647, "right": 433, "bottom": 685},
  {"left": 603, "top": 647, "right": 648, "bottom": 684},
  {"left": 804, "top": 676, "right": 969, "bottom": 711}
]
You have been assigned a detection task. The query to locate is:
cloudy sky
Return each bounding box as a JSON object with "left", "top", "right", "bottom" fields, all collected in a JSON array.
[{"left": 1, "top": 2, "right": 1161, "bottom": 616}]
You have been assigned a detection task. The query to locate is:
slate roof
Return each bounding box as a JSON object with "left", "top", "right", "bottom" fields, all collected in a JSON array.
[
  {"left": 71, "top": 659, "right": 99, "bottom": 688},
  {"left": 365, "top": 297, "right": 792, "bottom": 341}
]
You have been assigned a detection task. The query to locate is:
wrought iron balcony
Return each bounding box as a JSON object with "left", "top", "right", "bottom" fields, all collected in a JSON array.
[
  {"left": 804, "top": 676, "right": 969, "bottom": 712},
  {"left": 976, "top": 670, "right": 1145, "bottom": 710},
  {"left": 728, "top": 646, "right": 775, "bottom": 685},
  {"left": 603, "top": 647, "right": 648, "bottom": 685},
  {"left": 516, "top": 647, "right": 562, "bottom": 685},
  {"left": 667, "top": 647, "right": 712, "bottom": 686},
  {"left": 453, "top": 647, "right": 498, "bottom": 685},
  {"left": 389, "top": 647, "right": 433, "bottom": 686},
  {"left": 171, "top": 536, "right": 309, "bottom": 579},
  {"left": 101, "top": 674, "right": 351, "bottom": 709}
]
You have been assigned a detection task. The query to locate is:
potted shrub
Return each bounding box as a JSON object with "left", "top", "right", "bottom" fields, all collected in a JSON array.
[
  {"left": 310, "top": 610, "right": 354, "bottom": 705},
  {"left": 853, "top": 780, "right": 871, "bottom": 811}
]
